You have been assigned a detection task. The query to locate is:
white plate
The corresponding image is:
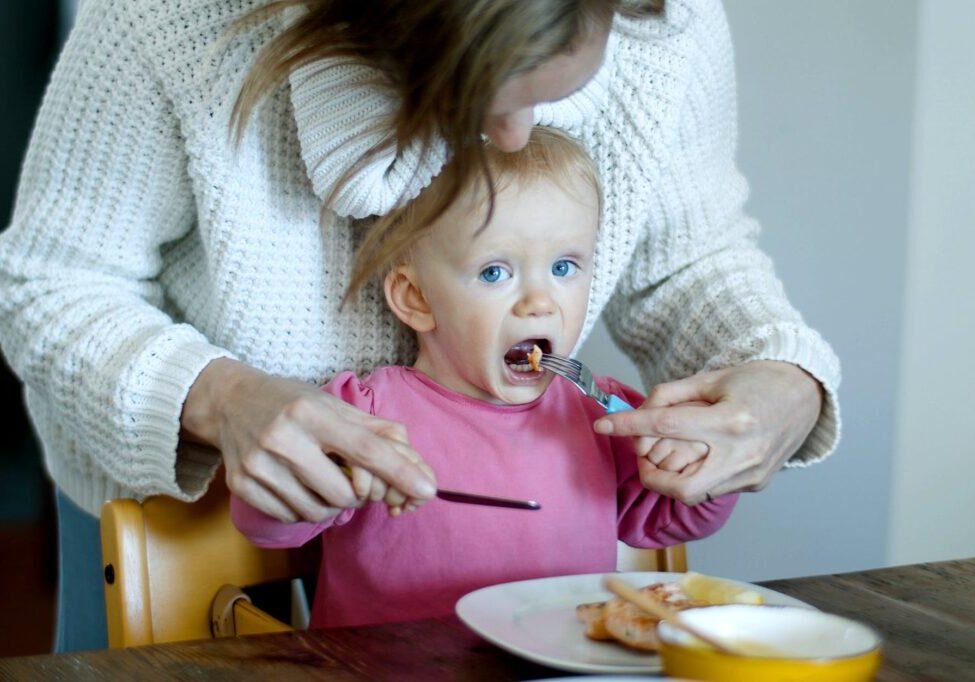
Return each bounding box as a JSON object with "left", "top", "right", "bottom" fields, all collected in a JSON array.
[{"left": 455, "top": 571, "right": 814, "bottom": 675}]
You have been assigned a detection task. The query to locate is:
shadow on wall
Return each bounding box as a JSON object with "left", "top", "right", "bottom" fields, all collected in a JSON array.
[
  {"left": 0, "top": 0, "right": 62, "bottom": 658},
  {"left": 0, "top": 0, "right": 61, "bottom": 522}
]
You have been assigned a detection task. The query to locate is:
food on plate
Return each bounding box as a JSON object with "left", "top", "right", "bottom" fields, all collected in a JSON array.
[
  {"left": 576, "top": 573, "right": 764, "bottom": 652},
  {"left": 528, "top": 344, "right": 542, "bottom": 372},
  {"left": 679, "top": 571, "right": 765, "bottom": 606},
  {"left": 577, "top": 582, "right": 703, "bottom": 651}
]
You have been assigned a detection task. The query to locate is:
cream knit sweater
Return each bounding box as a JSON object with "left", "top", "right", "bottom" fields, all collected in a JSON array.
[{"left": 0, "top": 0, "right": 840, "bottom": 517}]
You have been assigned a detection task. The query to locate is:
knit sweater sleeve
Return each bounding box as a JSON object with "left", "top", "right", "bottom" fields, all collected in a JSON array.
[
  {"left": 0, "top": 0, "right": 232, "bottom": 512},
  {"left": 597, "top": 0, "right": 841, "bottom": 466}
]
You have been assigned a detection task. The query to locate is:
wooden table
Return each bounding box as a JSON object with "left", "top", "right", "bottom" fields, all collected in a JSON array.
[{"left": 2, "top": 558, "right": 973, "bottom": 681}]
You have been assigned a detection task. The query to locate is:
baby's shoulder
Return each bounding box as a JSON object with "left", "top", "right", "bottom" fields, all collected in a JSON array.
[
  {"left": 320, "top": 366, "right": 412, "bottom": 414},
  {"left": 594, "top": 374, "right": 646, "bottom": 409}
]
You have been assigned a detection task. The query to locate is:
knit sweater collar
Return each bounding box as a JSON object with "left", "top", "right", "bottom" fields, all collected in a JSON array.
[{"left": 288, "top": 32, "right": 617, "bottom": 220}]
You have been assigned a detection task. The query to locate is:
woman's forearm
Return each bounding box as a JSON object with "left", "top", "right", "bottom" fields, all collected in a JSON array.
[{"left": 180, "top": 357, "right": 259, "bottom": 448}]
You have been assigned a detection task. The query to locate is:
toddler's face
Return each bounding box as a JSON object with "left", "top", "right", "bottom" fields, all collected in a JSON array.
[{"left": 410, "top": 173, "right": 598, "bottom": 404}]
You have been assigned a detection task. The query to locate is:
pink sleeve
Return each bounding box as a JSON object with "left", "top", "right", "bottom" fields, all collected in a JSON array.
[
  {"left": 230, "top": 495, "right": 345, "bottom": 549},
  {"left": 228, "top": 371, "right": 375, "bottom": 548},
  {"left": 597, "top": 376, "right": 739, "bottom": 549}
]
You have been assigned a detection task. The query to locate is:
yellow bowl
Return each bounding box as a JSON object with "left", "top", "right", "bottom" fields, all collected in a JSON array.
[{"left": 658, "top": 604, "right": 882, "bottom": 682}]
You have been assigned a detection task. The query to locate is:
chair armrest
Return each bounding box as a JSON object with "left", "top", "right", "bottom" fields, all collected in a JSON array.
[{"left": 211, "top": 584, "right": 292, "bottom": 638}]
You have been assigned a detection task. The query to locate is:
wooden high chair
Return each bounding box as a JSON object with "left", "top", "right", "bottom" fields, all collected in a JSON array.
[
  {"left": 101, "top": 474, "right": 686, "bottom": 648},
  {"left": 99, "top": 473, "right": 317, "bottom": 648},
  {"left": 626, "top": 544, "right": 688, "bottom": 574}
]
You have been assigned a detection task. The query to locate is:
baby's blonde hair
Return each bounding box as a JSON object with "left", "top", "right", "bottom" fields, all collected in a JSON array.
[{"left": 345, "top": 126, "right": 601, "bottom": 301}]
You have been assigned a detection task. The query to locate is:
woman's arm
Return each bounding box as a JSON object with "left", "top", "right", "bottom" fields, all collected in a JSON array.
[
  {"left": 0, "top": 0, "right": 436, "bottom": 518},
  {"left": 594, "top": 1, "right": 840, "bottom": 500},
  {"left": 0, "top": 0, "right": 232, "bottom": 509}
]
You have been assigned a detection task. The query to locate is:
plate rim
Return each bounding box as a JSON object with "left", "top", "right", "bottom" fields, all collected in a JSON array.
[{"left": 455, "top": 571, "right": 816, "bottom": 675}]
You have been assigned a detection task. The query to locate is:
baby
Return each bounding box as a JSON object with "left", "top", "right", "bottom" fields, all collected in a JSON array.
[{"left": 231, "top": 128, "right": 737, "bottom": 628}]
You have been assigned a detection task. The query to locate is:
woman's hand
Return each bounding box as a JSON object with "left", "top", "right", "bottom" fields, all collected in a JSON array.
[
  {"left": 595, "top": 361, "right": 823, "bottom": 505},
  {"left": 181, "top": 358, "right": 437, "bottom": 522}
]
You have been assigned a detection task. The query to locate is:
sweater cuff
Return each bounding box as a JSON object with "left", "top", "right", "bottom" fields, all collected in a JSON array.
[
  {"left": 702, "top": 323, "right": 842, "bottom": 467},
  {"left": 112, "top": 326, "right": 235, "bottom": 501}
]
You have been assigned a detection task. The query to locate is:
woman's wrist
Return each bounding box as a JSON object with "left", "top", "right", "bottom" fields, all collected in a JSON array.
[
  {"left": 753, "top": 360, "right": 823, "bottom": 408},
  {"left": 180, "top": 357, "right": 257, "bottom": 447}
]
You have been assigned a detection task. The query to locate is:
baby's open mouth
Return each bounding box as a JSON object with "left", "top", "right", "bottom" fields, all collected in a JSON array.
[{"left": 503, "top": 339, "right": 550, "bottom": 374}]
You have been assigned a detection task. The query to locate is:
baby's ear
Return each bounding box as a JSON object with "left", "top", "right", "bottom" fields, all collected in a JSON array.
[{"left": 384, "top": 265, "right": 436, "bottom": 333}]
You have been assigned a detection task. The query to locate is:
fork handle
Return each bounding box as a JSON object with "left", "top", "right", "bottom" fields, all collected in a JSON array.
[{"left": 605, "top": 394, "right": 634, "bottom": 414}]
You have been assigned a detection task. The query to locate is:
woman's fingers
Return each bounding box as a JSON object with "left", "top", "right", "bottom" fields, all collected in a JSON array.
[
  {"left": 642, "top": 373, "right": 723, "bottom": 407},
  {"left": 633, "top": 435, "right": 660, "bottom": 458},
  {"left": 368, "top": 474, "right": 388, "bottom": 502},
  {"left": 382, "top": 440, "right": 438, "bottom": 513},
  {"left": 384, "top": 486, "right": 409, "bottom": 511},
  {"left": 226, "top": 469, "right": 298, "bottom": 522},
  {"left": 638, "top": 457, "right": 717, "bottom": 505},
  {"left": 328, "top": 413, "right": 436, "bottom": 513},
  {"left": 596, "top": 403, "right": 732, "bottom": 440},
  {"left": 213, "top": 367, "right": 438, "bottom": 517},
  {"left": 640, "top": 437, "right": 769, "bottom": 505},
  {"left": 653, "top": 439, "right": 709, "bottom": 472},
  {"left": 349, "top": 465, "right": 374, "bottom": 501},
  {"left": 644, "top": 438, "right": 708, "bottom": 465},
  {"left": 636, "top": 458, "right": 685, "bottom": 499},
  {"left": 258, "top": 420, "right": 361, "bottom": 509},
  {"left": 310, "top": 408, "right": 437, "bottom": 501},
  {"left": 233, "top": 448, "right": 340, "bottom": 522}
]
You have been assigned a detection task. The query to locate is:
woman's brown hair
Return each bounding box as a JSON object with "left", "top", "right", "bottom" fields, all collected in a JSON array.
[{"left": 232, "top": 1, "right": 662, "bottom": 220}]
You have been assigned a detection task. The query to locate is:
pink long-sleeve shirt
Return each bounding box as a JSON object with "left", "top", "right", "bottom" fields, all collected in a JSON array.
[{"left": 231, "top": 367, "right": 737, "bottom": 627}]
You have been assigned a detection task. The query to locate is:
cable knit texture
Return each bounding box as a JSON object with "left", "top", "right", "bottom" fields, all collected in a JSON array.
[{"left": 0, "top": 0, "right": 840, "bottom": 516}]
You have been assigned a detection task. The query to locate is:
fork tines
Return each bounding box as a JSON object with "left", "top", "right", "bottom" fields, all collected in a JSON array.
[{"left": 538, "top": 352, "right": 583, "bottom": 381}]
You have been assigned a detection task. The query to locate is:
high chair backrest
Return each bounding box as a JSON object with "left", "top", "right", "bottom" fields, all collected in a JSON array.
[
  {"left": 634, "top": 544, "right": 688, "bottom": 574},
  {"left": 100, "top": 474, "right": 317, "bottom": 648}
]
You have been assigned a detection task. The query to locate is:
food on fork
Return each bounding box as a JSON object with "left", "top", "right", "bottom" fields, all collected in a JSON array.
[
  {"left": 503, "top": 339, "right": 548, "bottom": 373},
  {"left": 576, "top": 573, "right": 764, "bottom": 652},
  {"left": 528, "top": 344, "right": 543, "bottom": 372}
]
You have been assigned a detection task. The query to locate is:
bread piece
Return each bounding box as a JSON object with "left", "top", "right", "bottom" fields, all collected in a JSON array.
[
  {"left": 576, "top": 582, "right": 705, "bottom": 652},
  {"left": 576, "top": 600, "right": 613, "bottom": 641},
  {"left": 602, "top": 598, "right": 662, "bottom": 651}
]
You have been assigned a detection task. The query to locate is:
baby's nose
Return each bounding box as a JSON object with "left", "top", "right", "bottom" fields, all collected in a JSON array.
[{"left": 513, "top": 288, "right": 556, "bottom": 317}]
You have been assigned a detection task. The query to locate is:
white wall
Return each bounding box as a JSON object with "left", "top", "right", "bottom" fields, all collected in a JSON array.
[
  {"left": 584, "top": 0, "right": 919, "bottom": 580},
  {"left": 889, "top": 0, "right": 975, "bottom": 565}
]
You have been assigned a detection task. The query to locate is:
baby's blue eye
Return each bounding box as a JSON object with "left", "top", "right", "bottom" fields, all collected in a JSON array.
[
  {"left": 479, "top": 265, "right": 510, "bottom": 283},
  {"left": 552, "top": 259, "right": 578, "bottom": 277}
]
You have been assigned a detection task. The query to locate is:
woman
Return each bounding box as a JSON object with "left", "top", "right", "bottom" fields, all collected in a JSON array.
[{"left": 0, "top": 0, "right": 838, "bottom": 651}]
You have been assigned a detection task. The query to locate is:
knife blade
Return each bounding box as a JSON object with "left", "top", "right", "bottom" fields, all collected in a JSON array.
[
  {"left": 436, "top": 488, "right": 541, "bottom": 511},
  {"left": 339, "top": 463, "right": 540, "bottom": 510}
]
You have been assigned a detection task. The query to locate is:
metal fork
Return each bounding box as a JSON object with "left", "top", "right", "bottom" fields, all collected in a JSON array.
[{"left": 539, "top": 352, "right": 634, "bottom": 414}]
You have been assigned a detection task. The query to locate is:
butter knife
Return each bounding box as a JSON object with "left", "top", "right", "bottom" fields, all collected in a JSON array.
[
  {"left": 436, "top": 489, "right": 541, "bottom": 510},
  {"left": 340, "top": 464, "right": 540, "bottom": 510}
]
